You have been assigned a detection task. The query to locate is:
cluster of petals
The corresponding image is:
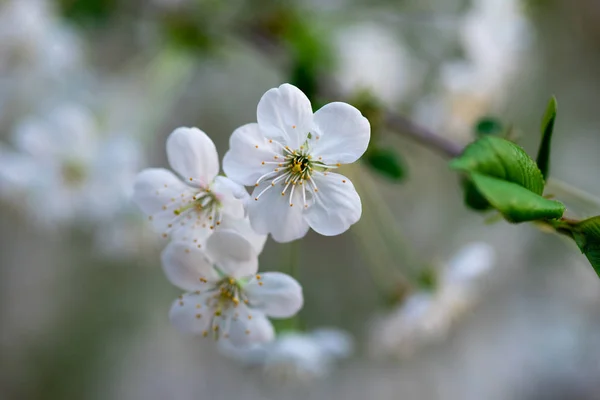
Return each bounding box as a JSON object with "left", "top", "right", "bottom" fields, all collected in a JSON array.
[
  {"left": 369, "top": 242, "right": 495, "bottom": 358},
  {"left": 223, "top": 83, "right": 370, "bottom": 242},
  {"left": 163, "top": 230, "right": 303, "bottom": 347}
]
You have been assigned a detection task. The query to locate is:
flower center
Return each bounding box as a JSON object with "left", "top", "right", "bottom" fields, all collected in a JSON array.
[
  {"left": 61, "top": 160, "right": 87, "bottom": 187},
  {"left": 158, "top": 187, "right": 223, "bottom": 240},
  {"left": 254, "top": 141, "right": 340, "bottom": 208},
  {"left": 199, "top": 275, "right": 257, "bottom": 340}
]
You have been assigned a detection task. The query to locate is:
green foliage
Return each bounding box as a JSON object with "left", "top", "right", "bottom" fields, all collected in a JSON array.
[
  {"left": 461, "top": 178, "right": 492, "bottom": 211},
  {"left": 451, "top": 135, "right": 565, "bottom": 223},
  {"left": 283, "top": 19, "right": 332, "bottom": 103},
  {"left": 271, "top": 317, "right": 301, "bottom": 334},
  {"left": 470, "top": 173, "right": 565, "bottom": 222},
  {"left": 569, "top": 216, "right": 600, "bottom": 276},
  {"left": 58, "top": 0, "right": 117, "bottom": 26},
  {"left": 162, "top": 15, "right": 215, "bottom": 52},
  {"left": 536, "top": 96, "right": 558, "bottom": 180},
  {"left": 450, "top": 135, "right": 545, "bottom": 194},
  {"left": 365, "top": 147, "right": 406, "bottom": 182},
  {"left": 474, "top": 117, "right": 504, "bottom": 137}
]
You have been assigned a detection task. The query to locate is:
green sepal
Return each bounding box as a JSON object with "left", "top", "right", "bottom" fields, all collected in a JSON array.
[
  {"left": 469, "top": 173, "right": 565, "bottom": 223},
  {"left": 536, "top": 96, "right": 558, "bottom": 181}
]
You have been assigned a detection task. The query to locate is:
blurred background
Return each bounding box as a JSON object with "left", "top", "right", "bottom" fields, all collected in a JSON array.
[{"left": 2, "top": 0, "right": 600, "bottom": 399}]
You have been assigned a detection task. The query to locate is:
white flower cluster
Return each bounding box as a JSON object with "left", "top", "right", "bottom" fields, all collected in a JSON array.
[
  {"left": 0, "top": 104, "right": 141, "bottom": 226},
  {"left": 132, "top": 83, "right": 369, "bottom": 377},
  {"left": 0, "top": 0, "right": 153, "bottom": 258},
  {"left": 369, "top": 242, "right": 496, "bottom": 359}
]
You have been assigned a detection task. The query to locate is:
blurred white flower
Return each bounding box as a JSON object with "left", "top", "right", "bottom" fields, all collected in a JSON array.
[
  {"left": 369, "top": 242, "right": 496, "bottom": 359},
  {"left": 223, "top": 83, "right": 370, "bottom": 243},
  {"left": 163, "top": 230, "right": 303, "bottom": 347},
  {"left": 221, "top": 328, "right": 353, "bottom": 382},
  {"left": 335, "top": 23, "right": 418, "bottom": 105},
  {"left": 0, "top": 0, "right": 83, "bottom": 122},
  {"left": 443, "top": 0, "right": 531, "bottom": 96},
  {"left": 133, "top": 127, "right": 266, "bottom": 251},
  {"left": 413, "top": 0, "right": 532, "bottom": 140},
  {"left": 0, "top": 103, "right": 141, "bottom": 226}
]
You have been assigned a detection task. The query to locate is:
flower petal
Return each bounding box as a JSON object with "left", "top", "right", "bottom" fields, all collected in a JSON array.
[
  {"left": 205, "top": 230, "right": 258, "bottom": 278},
  {"left": 218, "top": 341, "right": 270, "bottom": 366},
  {"left": 247, "top": 181, "right": 310, "bottom": 243},
  {"left": 132, "top": 168, "right": 196, "bottom": 233},
  {"left": 257, "top": 84, "right": 314, "bottom": 149},
  {"left": 304, "top": 172, "right": 362, "bottom": 236},
  {"left": 161, "top": 241, "right": 220, "bottom": 290},
  {"left": 445, "top": 242, "right": 495, "bottom": 284},
  {"left": 222, "top": 123, "right": 279, "bottom": 186},
  {"left": 166, "top": 127, "right": 219, "bottom": 185},
  {"left": 245, "top": 272, "right": 303, "bottom": 318},
  {"left": 212, "top": 176, "right": 245, "bottom": 219},
  {"left": 218, "top": 216, "right": 267, "bottom": 255},
  {"left": 169, "top": 292, "right": 215, "bottom": 335},
  {"left": 311, "top": 102, "right": 371, "bottom": 164},
  {"left": 309, "top": 328, "right": 354, "bottom": 359},
  {"left": 222, "top": 308, "right": 275, "bottom": 348}
]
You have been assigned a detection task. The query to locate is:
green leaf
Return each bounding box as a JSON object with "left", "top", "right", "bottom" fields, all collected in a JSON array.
[
  {"left": 365, "top": 148, "right": 406, "bottom": 181},
  {"left": 450, "top": 136, "right": 545, "bottom": 194},
  {"left": 469, "top": 173, "right": 565, "bottom": 222},
  {"left": 461, "top": 178, "right": 492, "bottom": 211},
  {"left": 536, "top": 96, "right": 558, "bottom": 181},
  {"left": 570, "top": 216, "right": 600, "bottom": 276},
  {"left": 474, "top": 117, "right": 504, "bottom": 137}
]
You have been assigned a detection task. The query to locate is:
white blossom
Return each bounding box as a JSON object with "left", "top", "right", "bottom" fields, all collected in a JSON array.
[
  {"left": 0, "top": 0, "right": 83, "bottom": 123},
  {"left": 0, "top": 103, "right": 141, "bottom": 226},
  {"left": 133, "top": 127, "right": 266, "bottom": 251},
  {"left": 335, "top": 23, "right": 418, "bottom": 105},
  {"left": 369, "top": 242, "right": 495, "bottom": 358},
  {"left": 221, "top": 328, "right": 353, "bottom": 382},
  {"left": 162, "top": 230, "right": 303, "bottom": 347},
  {"left": 223, "top": 83, "right": 370, "bottom": 243}
]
